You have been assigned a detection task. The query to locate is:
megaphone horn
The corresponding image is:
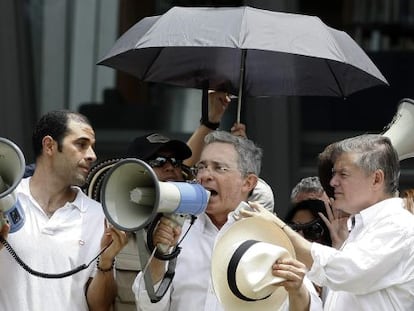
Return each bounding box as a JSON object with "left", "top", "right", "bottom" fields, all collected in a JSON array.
[
  {"left": 100, "top": 158, "right": 210, "bottom": 232},
  {"left": 0, "top": 137, "right": 26, "bottom": 233},
  {"left": 382, "top": 98, "right": 414, "bottom": 160},
  {"left": 84, "top": 158, "right": 121, "bottom": 200}
]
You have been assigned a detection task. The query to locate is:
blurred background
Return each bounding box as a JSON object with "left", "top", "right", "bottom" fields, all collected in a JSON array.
[{"left": 2, "top": 0, "right": 414, "bottom": 216}]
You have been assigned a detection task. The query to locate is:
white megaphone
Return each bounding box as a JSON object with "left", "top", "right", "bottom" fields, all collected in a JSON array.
[
  {"left": 100, "top": 158, "right": 210, "bottom": 233},
  {"left": 0, "top": 137, "right": 26, "bottom": 233},
  {"left": 382, "top": 98, "right": 414, "bottom": 160}
]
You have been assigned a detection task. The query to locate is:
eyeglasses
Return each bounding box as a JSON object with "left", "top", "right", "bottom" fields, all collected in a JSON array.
[
  {"left": 148, "top": 157, "right": 183, "bottom": 168},
  {"left": 288, "top": 219, "right": 325, "bottom": 241},
  {"left": 193, "top": 162, "right": 239, "bottom": 176}
]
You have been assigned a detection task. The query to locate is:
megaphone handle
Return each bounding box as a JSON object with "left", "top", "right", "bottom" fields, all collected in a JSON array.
[{"left": 157, "top": 213, "right": 187, "bottom": 254}]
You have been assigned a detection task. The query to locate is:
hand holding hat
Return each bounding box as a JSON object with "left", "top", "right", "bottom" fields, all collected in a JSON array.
[
  {"left": 211, "top": 209, "right": 296, "bottom": 311},
  {"left": 241, "top": 202, "right": 315, "bottom": 270}
]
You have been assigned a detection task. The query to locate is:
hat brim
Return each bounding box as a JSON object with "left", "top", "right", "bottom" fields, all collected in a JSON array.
[
  {"left": 211, "top": 217, "right": 295, "bottom": 311},
  {"left": 163, "top": 140, "right": 192, "bottom": 160},
  {"left": 126, "top": 137, "right": 192, "bottom": 160}
]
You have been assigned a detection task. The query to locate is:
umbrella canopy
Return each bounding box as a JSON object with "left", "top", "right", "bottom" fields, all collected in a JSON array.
[{"left": 98, "top": 6, "right": 388, "bottom": 121}]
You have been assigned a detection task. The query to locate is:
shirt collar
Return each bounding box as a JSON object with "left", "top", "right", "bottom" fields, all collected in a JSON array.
[
  {"left": 355, "top": 197, "right": 403, "bottom": 228},
  {"left": 69, "top": 186, "right": 87, "bottom": 213}
]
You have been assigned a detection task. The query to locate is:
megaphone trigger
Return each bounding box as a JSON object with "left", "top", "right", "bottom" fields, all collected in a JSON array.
[{"left": 156, "top": 213, "right": 189, "bottom": 254}]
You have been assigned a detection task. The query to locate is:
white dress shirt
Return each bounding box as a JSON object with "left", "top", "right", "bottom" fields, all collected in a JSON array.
[
  {"left": 308, "top": 198, "right": 414, "bottom": 310},
  {"left": 133, "top": 212, "right": 322, "bottom": 311}
]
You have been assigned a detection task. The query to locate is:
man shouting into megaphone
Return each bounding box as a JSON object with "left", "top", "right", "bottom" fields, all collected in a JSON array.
[{"left": 132, "top": 130, "right": 323, "bottom": 311}]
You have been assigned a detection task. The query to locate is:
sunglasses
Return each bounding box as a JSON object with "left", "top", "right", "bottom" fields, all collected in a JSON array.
[
  {"left": 148, "top": 156, "right": 183, "bottom": 168},
  {"left": 288, "top": 219, "right": 325, "bottom": 241}
]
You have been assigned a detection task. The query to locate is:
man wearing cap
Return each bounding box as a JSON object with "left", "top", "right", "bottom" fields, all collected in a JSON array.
[
  {"left": 133, "top": 131, "right": 322, "bottom": 311},
  {"left": 112, "top": 132, "right": 194, "bottom": 311}
]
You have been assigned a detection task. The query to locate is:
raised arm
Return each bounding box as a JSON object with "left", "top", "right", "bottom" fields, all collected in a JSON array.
[{"left": 185, "top": 91, "right": 231, "bottom": 166}]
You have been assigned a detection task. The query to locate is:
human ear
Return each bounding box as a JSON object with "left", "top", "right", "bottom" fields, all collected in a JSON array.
[
  {"left": 42, "top": 136, "right": 56, "bottom": 155},
  {"left": 243, "top": 173, "right": 258, "bottom": 193},
  {"left": 372, "top": 169, "right": 385, "bottom": 189}
]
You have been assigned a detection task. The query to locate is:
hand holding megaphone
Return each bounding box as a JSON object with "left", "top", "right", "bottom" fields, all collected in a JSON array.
[
  {"left": 0, "top": 221, "right": 10, "bottom": 250},
  {"left": 150, "top": 215, "right": 184, "bottom": 255},
  {"left": 157, "top": 214, "right": 189, "bottom": 254}
]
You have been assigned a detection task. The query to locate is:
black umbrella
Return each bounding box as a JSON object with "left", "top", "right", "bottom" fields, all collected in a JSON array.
[{"left": 99, "top": 6, "right": 388, "bottom": 122}]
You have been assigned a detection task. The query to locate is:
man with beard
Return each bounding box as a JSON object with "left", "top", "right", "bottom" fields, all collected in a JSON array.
[{"left": 0, "top": 110, "right": 127, "bottom": 311}]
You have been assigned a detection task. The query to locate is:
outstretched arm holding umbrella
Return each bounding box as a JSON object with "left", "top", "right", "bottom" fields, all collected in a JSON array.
[
  {"left": 185, "top": 91, "right": 248, "bottom": 167},
  {"left": 185, "top": 91, "right": 231, "bottom": 167}
]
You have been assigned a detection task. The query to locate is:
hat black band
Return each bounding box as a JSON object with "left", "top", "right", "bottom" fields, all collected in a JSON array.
[{"left": 227, "top": 239, "right": 271, "bottom": 302}]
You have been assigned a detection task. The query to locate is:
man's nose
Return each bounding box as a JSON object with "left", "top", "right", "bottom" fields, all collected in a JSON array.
[
  {"left": 196, "top": 167, "right": 213, "bottom": 181},
  {"left": 162, "top": 161, "right": 175, "bottom": 170},
  {"left": 329, "top": 174, "right": 338, "bottom": 187},
  {"left": 86, "top": 146, "right": 97, "bottom": 162}
]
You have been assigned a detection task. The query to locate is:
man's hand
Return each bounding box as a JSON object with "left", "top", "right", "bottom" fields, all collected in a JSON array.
[
  {"left": 152, "top": 216, "right": 182, "bottom": 252},
  {"left": 240, "top": 201, "right": 286, "bottom": 228},
  {"left": 208, "top": 91, "right": 231, "bottom": 123},
  {"left": 272, "top": 257, "right": 307, "bottom": 292},
  {"left": 0, "top": 221, "right": 9, "bottom": 251},
  {"left": 273, "top": 257, "right": 312, "bottom": 311},
  {"left": 318, "top": 199, "right": 349, "bottom": 249},
  {"left": 230, "top": 123, "right": 247, "bottom": 138},
  {"left": 99, "top": 220, "right": 128, "bottom": 267}
]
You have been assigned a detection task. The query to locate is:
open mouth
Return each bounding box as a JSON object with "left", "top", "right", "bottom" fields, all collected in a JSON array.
[{"left": 205, "top": 187, "right": 218, "bottom": 198}]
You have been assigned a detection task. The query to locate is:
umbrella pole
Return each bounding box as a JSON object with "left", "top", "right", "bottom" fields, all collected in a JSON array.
[
  {"left": 202, "top": 84, "right": 209, "bottom": 123},
  {"left": 237, "top": 49, "right": 246, "bottom": 124}
]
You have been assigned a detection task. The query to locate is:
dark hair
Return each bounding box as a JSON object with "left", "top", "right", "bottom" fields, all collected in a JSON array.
[
  {"left": 32, "top": 110, "right": 91, "bottom": 158},
  {"left": 285, "top": 199, "right": 332, "bottom": 246}
]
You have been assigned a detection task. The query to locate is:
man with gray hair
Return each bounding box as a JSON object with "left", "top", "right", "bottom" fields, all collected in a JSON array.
[
  {"left": 290, "top": 176, "right": 328, "bottom": 205},
  {"left": 245, "top": 134, "right": 414, "bottom": 310},
  {"left": 133, "top": 130, "right": 322, "bottom": 311}
]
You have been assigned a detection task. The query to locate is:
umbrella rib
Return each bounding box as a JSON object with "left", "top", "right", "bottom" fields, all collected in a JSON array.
[
  {"left": 326, "top": 60, "right": 345, "bottom": 98},
  {"left": 141, "top": 48, "right": 164, "bottom": 79}
]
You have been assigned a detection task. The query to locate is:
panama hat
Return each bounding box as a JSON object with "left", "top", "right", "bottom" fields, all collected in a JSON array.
[{"left": 211, "top": 217, "right": 295, "bottom": 311}]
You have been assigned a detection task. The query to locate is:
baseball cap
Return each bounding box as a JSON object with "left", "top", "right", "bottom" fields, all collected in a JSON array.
[{"left": 126, "top": 133, "right": 192, "bottom": 160}]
